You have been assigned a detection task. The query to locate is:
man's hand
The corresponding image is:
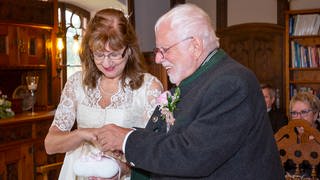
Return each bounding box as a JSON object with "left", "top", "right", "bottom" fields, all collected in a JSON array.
[{"left": 96, "top": 124, "right": 132, "bottom": 152}]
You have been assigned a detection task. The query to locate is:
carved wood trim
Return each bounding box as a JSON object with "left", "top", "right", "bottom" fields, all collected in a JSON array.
[
  {"left": 216, "top": 0, "right": 227, "bottom": 31},
  {"left": 170, "top": 0, "right": 185, "bottom": 8},
  {"left": 277, "top": 0, "right": 289, "bottom": 26},
  {"left": 127, "top": 0, "right": 135, "bottom": 29}
]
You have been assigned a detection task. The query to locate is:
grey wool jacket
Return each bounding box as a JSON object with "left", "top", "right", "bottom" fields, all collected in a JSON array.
[{"left": 126, "top": 49, "right": 285, "bottom": 180}]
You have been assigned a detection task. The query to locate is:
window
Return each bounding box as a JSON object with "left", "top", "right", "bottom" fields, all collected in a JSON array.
[
  {"left": 65, "top": 10, "right": 83, "bottom": 78},
  {"left": 58, "top": 3, "right": 90, "bottom": 80}
]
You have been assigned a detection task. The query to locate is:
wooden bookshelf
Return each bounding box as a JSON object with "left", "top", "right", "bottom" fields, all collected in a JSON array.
[{"left": 284, "top": 9, "right": 320, "bottom": 116}]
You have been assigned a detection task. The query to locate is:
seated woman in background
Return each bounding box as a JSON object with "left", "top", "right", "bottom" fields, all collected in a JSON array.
[
  {"left": 286, "top": 91, "right": 320, "bottom": 177},
  {"left": 290, "top": 92, "right": 320, "bottom": 131}
]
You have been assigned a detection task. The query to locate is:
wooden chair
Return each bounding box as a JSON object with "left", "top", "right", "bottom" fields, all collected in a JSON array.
[
  {"left": 36, "top": 162, "right": 63, "bottom": 180},
  {"left": 275, "top": 119, "right": 320, "bottom": 180}
]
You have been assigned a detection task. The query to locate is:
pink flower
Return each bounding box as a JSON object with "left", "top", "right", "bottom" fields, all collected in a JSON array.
[
  {"left": 157, "top": 91, "right": 170, "bottom": 106},
  {"left": 156, "top": 88, "right": 181, "bottom": 132}
]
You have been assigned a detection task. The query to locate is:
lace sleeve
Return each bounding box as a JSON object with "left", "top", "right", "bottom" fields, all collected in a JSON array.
[
  {"left": 144, "top": 74, "right": 163, "bottom": 122},
  {"left": 52, "top": 72, "right": 81, "bottom": 131}
]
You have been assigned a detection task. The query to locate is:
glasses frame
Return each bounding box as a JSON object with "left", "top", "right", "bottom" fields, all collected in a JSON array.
[
  {"left": 290, "top": 109, "right": 313, "bottom": 118},
  {"left": 93, "top": 46, "right": 128, "bottom": 64},
  {"left": 153, "top": 36, "right": 193, "bottom": 59}
]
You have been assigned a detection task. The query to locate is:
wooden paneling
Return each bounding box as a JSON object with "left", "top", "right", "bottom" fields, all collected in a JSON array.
[
  {"left": 0, "top": 111, "right": 64, "bottom": 180},
  {"left": 144, "top": 52, "right": 170, "bottom": 90},
  {"left": 0, "top": 0, "right": 54, "bottom": 27},
  {"left": 216, "top": 0, "right": 228, "bottom": 31}
]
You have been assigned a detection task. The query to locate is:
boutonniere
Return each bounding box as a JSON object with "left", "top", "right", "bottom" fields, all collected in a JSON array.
[{"left": 157, "top": 87, "right": 180, "bottom": 132}]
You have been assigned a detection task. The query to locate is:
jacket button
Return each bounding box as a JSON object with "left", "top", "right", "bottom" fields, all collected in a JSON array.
[{"left": 152, "top": 116, "right": 158, "bottom": 122}]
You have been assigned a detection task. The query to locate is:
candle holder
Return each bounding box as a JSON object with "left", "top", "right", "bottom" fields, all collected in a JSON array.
[{"left": 25, "top": 75, "right": 39, "bottom": 115}]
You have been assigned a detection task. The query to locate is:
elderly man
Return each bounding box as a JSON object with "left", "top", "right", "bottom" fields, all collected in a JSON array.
[{"left": 96, "top": 3, "right": 284, "bottom": 179}]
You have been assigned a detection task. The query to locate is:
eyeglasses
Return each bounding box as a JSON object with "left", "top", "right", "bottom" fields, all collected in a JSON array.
[
  {"left": 93, "top": 46, "right": 128, "bottom": 63},
  {"left": 290, "top": 109, "right": 313, "bottom": 118},
  {"left": 153, "top": 36, "right": 193, "bottom": 59}
]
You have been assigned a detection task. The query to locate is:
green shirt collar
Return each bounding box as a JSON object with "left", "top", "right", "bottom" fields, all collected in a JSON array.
[{"left": 179, "top": 48, "right": 226, "bottom": 88}]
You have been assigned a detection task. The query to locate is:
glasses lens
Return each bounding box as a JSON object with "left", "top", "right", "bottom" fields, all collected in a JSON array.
[
  {"left": 93, "top": 49, "right": 127, "bottom": 63},
  {"left": 93, "top": 52, "right": 104, "bottom": 60},
  {"left": 301, "top": 109, "right": 312, "bottom": 116},
  {"left": 290, "top": 112, "right": 298, "bottom": 117},
  {"left": 290, "top": 109, "right": 312, "bottom": 117},
  {"left": 108, "top": 52, "right": 123, "bottom": 60}
]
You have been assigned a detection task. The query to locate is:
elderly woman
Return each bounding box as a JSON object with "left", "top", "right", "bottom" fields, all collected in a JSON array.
[
  {"left": 289, "top": 91, "right": 320, "bottom": 130},
  {"left": 286, "top": 91, "right": 320, "bottom": 178}
]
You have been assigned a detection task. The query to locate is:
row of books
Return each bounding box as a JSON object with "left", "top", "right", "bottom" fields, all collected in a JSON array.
[
  {"left": 289, "top": 85, "right": 320, "bottom": 99},
  {"left": 289, "top": 14, "right": 320, "bottom": 36},
  {"left": 290, "top": 41, "right": 320, "bottom": 68}
]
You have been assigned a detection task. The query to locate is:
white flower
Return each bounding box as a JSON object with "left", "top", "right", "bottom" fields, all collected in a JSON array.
[{"left": 0, "top": 94, "right": 15, "bottom": 119}]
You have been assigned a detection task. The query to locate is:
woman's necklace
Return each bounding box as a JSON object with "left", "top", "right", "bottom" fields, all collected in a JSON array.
[
  {"left": 99, "top": 77, "right": 121, "bottom": 96},
  {"left": 99, "top": 84, "right": 116, "bottom": 95},
  {"left": 98, "top": 79, "right": 120, "bottom": 107}
]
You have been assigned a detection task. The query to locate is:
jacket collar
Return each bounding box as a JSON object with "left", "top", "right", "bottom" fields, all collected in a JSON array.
[{"left": 179, "top": 48, "right": 226, "bottom": 88}]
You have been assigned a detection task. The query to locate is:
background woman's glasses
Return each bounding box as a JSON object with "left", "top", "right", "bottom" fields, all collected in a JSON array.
[{"left": 290, "top": 109, "right": 313, "bottom": 118}]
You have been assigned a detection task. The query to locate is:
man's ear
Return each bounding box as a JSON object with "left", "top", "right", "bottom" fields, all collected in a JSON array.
[{"left": 189, "top": 37, "right": 203, "bottom": 61}]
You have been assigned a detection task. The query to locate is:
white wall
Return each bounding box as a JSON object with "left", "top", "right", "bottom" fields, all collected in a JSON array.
[
  {"left": 187, "top": 0, "right": 276, "bottom": 27},
  {"left": 185, "top": 0, "right": 320, "bottom": 27},
  {"left": 134, "top": 0, "right": 170, "bottom": 52},
  {"left": 187, "top": 0, "right": 217, "bottom": 29},
  {"left": 228, "top": 0, "right": 277, "bottom": 26},
  {"left": 63, "top": 0, "right": 320, "bottom": 52},
  {"left": 290, "top": 0, "right": 320, "bottom": 10}
]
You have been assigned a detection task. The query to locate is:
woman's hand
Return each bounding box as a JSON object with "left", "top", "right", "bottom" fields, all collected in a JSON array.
[
  {"left": 45, "top": 126, "right": 99, "bottom": 154},
  {"left": 77, "top": 128, "right": 99, "bottom": 142}
]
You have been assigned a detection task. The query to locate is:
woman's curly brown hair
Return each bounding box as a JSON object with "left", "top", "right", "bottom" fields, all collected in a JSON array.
[{"left": 79, "top": 8, "right": 146, "bottom": 90}]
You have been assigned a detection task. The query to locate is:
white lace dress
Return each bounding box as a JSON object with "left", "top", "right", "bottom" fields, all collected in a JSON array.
[{"left": 51, "top": 71, "right": 163, "bottom": 180}]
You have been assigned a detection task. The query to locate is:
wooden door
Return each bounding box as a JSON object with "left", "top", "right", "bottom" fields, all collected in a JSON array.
[
  {"left": 0, "top": 143, "right": 34, "bottom": 180},
  {"left": 218, "top": 23, "right": 285, "bottom": 110}
]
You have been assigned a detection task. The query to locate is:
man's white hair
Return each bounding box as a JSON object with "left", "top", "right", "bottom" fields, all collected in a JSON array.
[{"left": 155, "top": 3, "right": 219, "bottom": 52}]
